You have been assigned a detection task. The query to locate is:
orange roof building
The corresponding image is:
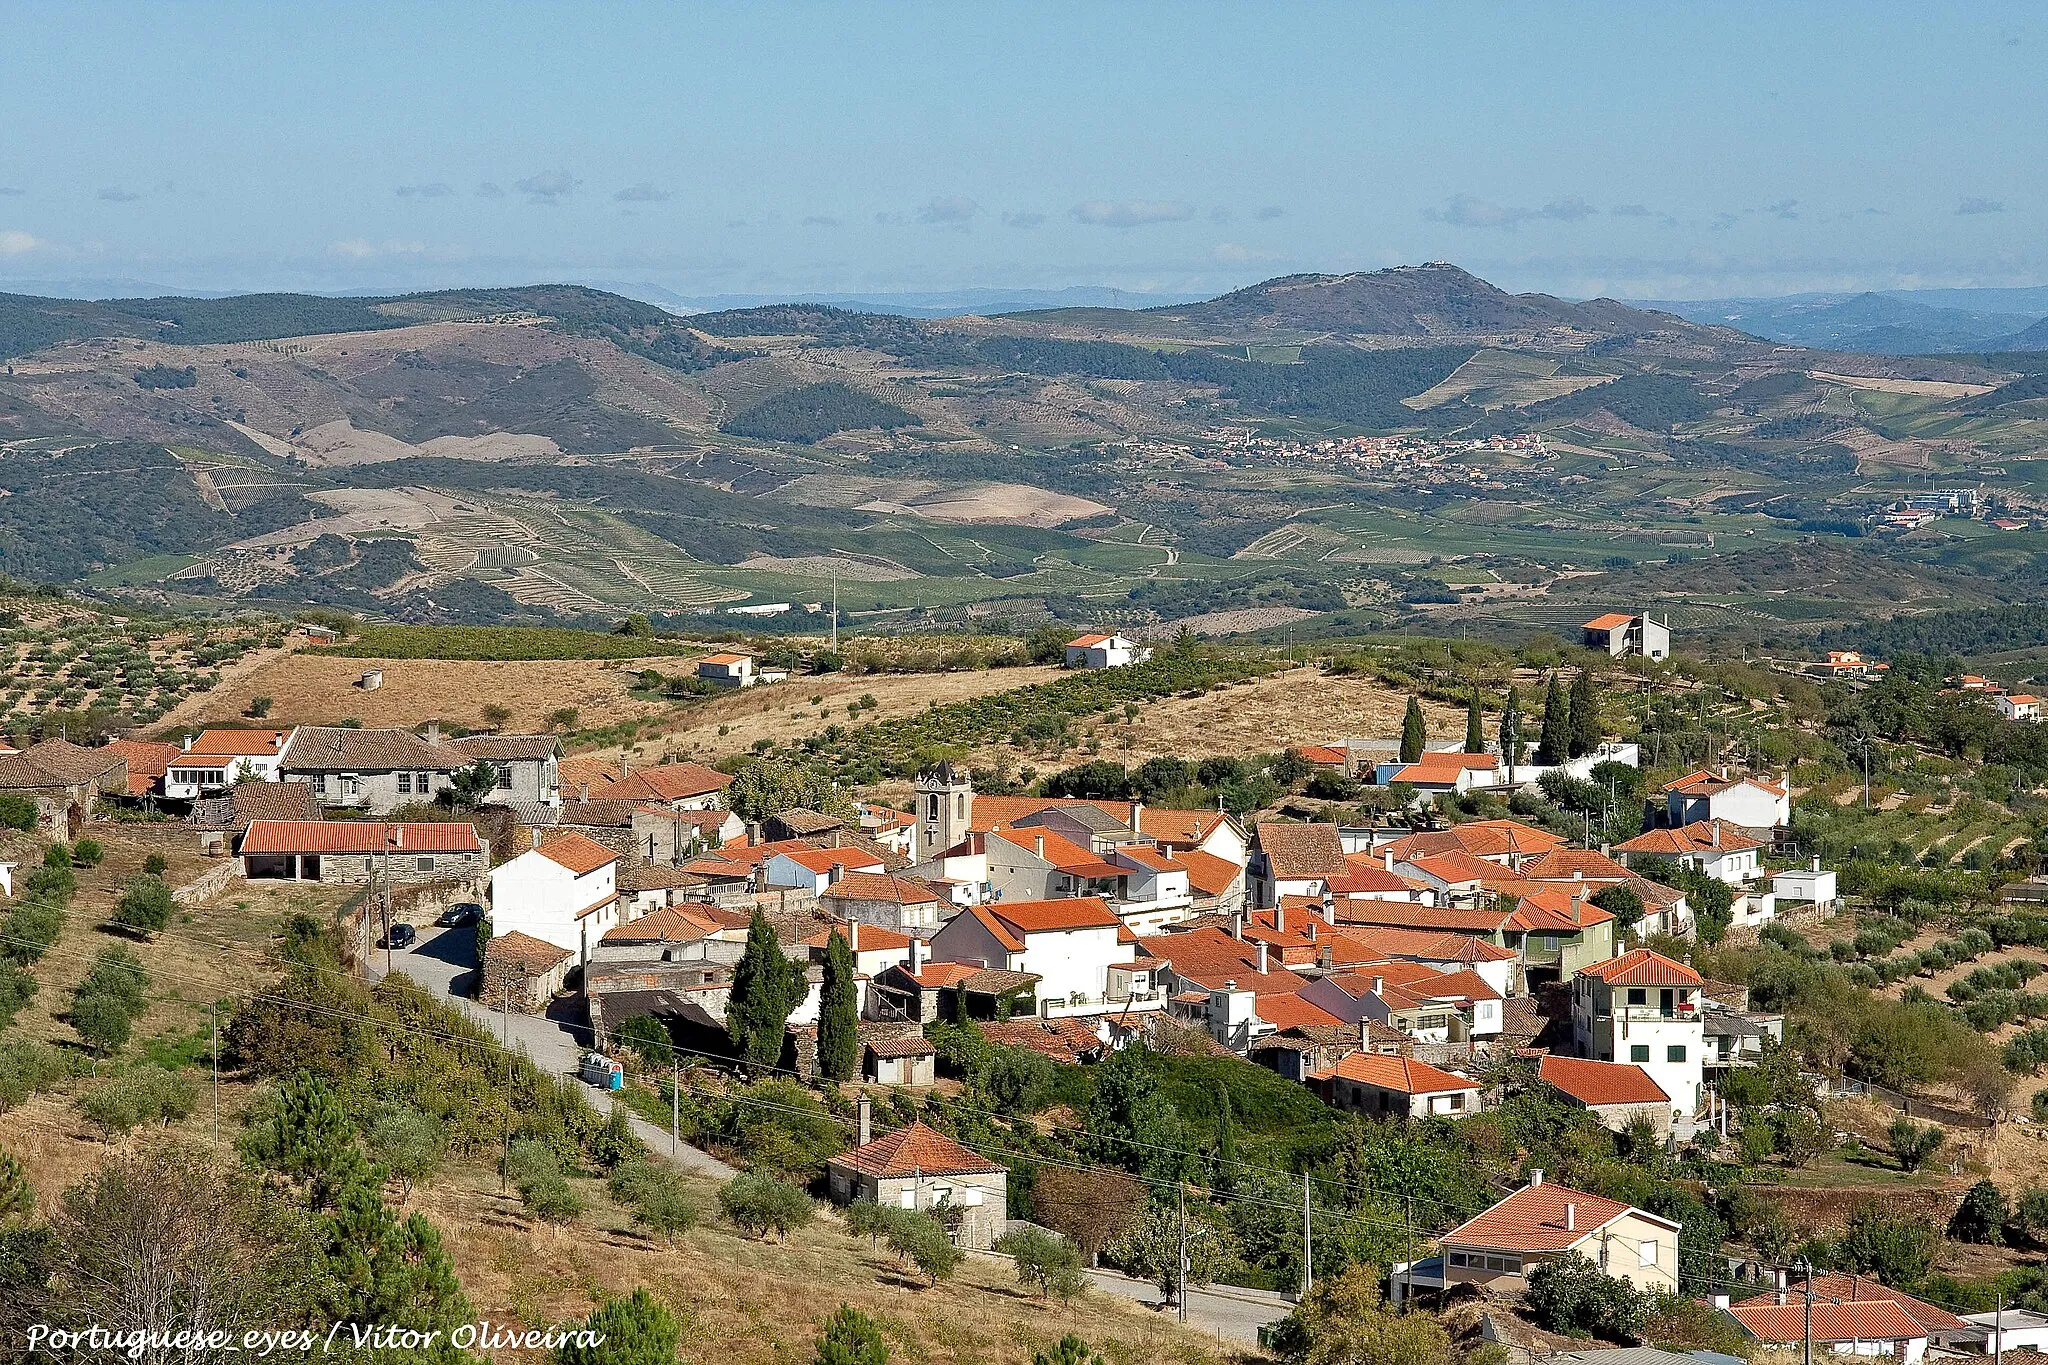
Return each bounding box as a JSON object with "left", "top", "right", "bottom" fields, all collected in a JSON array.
[
  {"left": 1438, "top": 1175, "right": 1680, "bottom": 1294},
  {"left": 826, "top": 1121, "right": 1008, "bottom": 1249},
  {"left": 1315, "top": 1052, "right": 1479, "bottom": 1119}
]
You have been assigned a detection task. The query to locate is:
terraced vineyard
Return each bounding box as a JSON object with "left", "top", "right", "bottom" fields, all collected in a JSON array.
[{"left": 413, "top": 498, "right": 748, "bottom": 613}]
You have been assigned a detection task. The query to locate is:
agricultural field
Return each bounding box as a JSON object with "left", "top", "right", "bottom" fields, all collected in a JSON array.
[{"left": 0, "top": 594, "right": 279, "bottom": 732}]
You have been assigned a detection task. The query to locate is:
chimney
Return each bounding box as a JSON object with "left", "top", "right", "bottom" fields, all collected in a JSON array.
[
  {"left": 1275, "top": 902, "right": 1286, "bottom": 933},
  {"left": 1711, "top": 1295, "right": 1730, "bottom": 1310},
  {"left": 1383, "top": 849, "right": 1395, "bottom": 872},
  {"left": 620, "top": 755, "right": 631, "bottom": 778},
  {"left": 580, "top": 782, "right": 590, "bottom": 801},
  {"left": 391, "top": 826, "right": 404, "bottom": 849},
  {"left": 1256, "top": 940, "right": 1269, "bottom": 974},
  {"left": 1231, "top": 911, "right": 1243, "bottom": 941},
  {"left": 1774, "top": 1268, "right": 1787, "bottom": 1306},
  {"left": 1034, "top": 834, "right": 1044, "bottom": 859},
  {"left": 1307, "top": 920, "right": 1318, "bottom": 943},
  {"left": 183, "top": 734, "right": 194, "bottom": 751},
  {"left": 425, "top": 720, "right": 439, "bottom": 746},
  {"left": 1712, "top": 823, "right": 1721, "bottom": 848},
  {"left": 1599, "top": 842, "right": 1610, "bottom": 858},
  {"left": 529, "top": 828, "right": 541, "bottom": 851},
  {"left": 848, "top": 920, "right": 859, "bottom": 953},
  {"left": 1812, "top": 855, "right": 1822, "bottom": 873},
  {"left": 1850, "top": 1274, "right": 1859, "bottom": 1301},
  {"left": 1321, "top": 891, "right": 1335, "bottom": 924},
  {"left": 1565, "top": 1203, "right": 1576, "bottom": 1233},
  {"left": 1528, "top": 1168, "right": 1544, "bottom": 1187},
  {"left": 909, "top": 936, "right": 926, "bottom": 972},
  {"left": 856, "top": 1093, "right": 871, "bottom": 1147},
  {"left": 1373, "top": 975, "right": 1384, "bottom": 994},
  {"left": 1130, "top": 800, "right": 1144, "bottom": 832}
]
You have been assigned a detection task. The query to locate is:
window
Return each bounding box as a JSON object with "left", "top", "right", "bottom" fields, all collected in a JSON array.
[
  {"left": 496, "top": 765, "right": 513, "bottom": 789},
  {"left": 1630, "top": 1044, "right": 1650, "bottom": 1063},
  {"left": 416, "top": 771, "right": 431, "bottom": 791},
  {"left": 1626, "top": 987, "right": 1647, "bottom": 1006},
  {"left": 1639, "top": 1239, "right": 1658, "bottom": 1268},
  {"left": 416, "top": 857, "right": 434, "bottom": 872},
  {"left": 1448, "top": 1252, "right": 1469, "bottom": 1267},
  {"left": 1445, "top": 1093, "right": 1464, "bottom": 1111},
  {"left": 1666, "top": 1045, "right": 1687, "bottom": 1063}
]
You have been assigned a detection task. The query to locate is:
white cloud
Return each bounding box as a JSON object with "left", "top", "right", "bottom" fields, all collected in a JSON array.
[
  {"left": 917, "top": 195, "right": 980, "bottom": 225},
  {"left": 1425, "top": 193, "right": 1600, "bottom": 229},
  {"left": 515, "top": 170, "right": 580, "bottom": 203},
  {"left": 1071, "top": 199, "right": 1195, "bottom": 227},
  {"left": 1957, "top": 197, "right": 2005, "bottom": 215},
  {"left": 614, "top": 183, "right": 669, "bottom": 203},
  {"left": 330, "top": 238, "right": 427, "bottom": 259},
  {"left": 0, "top": 230, "right": 40, "bottom": 256},
  {"left": 1213, "top": 242, "right": 1282, "bottom": 264},
  {"left": 395, "top": 182, "right": 454, "bottom": 199}
]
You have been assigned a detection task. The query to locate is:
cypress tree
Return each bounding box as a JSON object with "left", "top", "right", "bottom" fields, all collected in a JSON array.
[
  {"left": 817, "top": 929, "right": 859, "bottom": 1082},
  {"left": 1499, "top": 685, "right": 1524, "bottom": 778},
  {"left": 728, "top": 909, "right": 807, "bottom": 1070},
  {"left": 1568, "top": 668, "right": 1600, "bottom": 759},
  {"left": 1399, "top": 696, "right": 1427, "bottom": 763},
  {"left": 1212, "top": 1082, "right": 1237, "bottom": 1188},
  {"left": 1536, "top": 672, "right": 1569, "bottom": 766},
  {"left": 1464, "top": 688, "right": 1485, "bottom": 753}
]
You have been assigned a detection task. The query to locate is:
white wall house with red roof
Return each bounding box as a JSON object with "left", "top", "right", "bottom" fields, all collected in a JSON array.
[
  {"left": 695, "top": 653, "right": 758, "bottom": 688},
  {"left": 927, "top": 897, "right": 1127, "bottom": 1014},
  {"left": 489, "top": 832, "right": 622, "bottom": 966},
  {"left": 167, "top": 727, "right": 296, "bottom": 798},
  {"left": 1426, "top": 1172, "right": 1680, "bottom": 1300},
  {"left": 1570, "top": 949, "right": 1704, "bottom": 1114},
  {"left": 1997, "top": 692, "right": 2043, "bottom": 722},
  {"left": 1063, "top": 632, "right": 1151, "bottom": 669},
  {"left": 1661, "top": 768, "right": 1792, "bottom": 831},
  {"left": 761, "top": 846, "right": 887, "bottom": 895}
]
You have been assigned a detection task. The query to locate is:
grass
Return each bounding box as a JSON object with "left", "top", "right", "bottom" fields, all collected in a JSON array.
[
  {"left": 85, "top": 553, "right": 202, "bottom": 588},
  {"left": 318, "top": 624, "right": 710, "bottom": 660}
]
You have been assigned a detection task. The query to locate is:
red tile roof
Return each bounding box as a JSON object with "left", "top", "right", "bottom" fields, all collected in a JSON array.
[
  {"left": 104, "top": 739, "right": 182, "bottom": 794},
  {"left": 1256, "top": 822, "right": 1352, "bottom": 881},
  {"left": 1508, "top": 888, "right": 1616, "bottom": 933},
  {"left": 537, "top": 831, "right": 619, "bottom": 875},
  {"left": 830, "top": 1120, "right": 1003, "bottom": 1177},
  {"left": 1254, "top": 993, "right": 1346, "bottom": 1030},
  {"left": 1442, "top": 1181, "right": 1663, "bottom": 1253},
  {"left": 1615, "top": 819, "right": 1764, "bottom": 857},
  {"left": 1732, "top": 1276, "right": 1966, "bottom": 1335},
  {"left": 1332, "top": 900, "right": 1513, "bottom": 934},
  {"left": 1728, "top": 1301, "right": 1926, "bottom": 1345},
  {"left": 241, "top": 820, "right": 481, "bottom": 855},
  {"left": 778, "top": 846, "right": 886, "bottom": 876},
  {"left": 1662, "top": 769, "right": 1787, "bottom": 799},
  {"left": 1539, "top": 1055, "right": 1670, "bottom": 1107},
  {"left": 1134, "top": 807, "right": 1227, "bottom": 845},
  {"left": 1583, "top": 612, "right": 1634, "bottom": 631},
  {"left": 1400, "top": 849, "right": 1506, "bottom": 885},
  {"left": 488, "top": 931, "right": 574, "bottom": 971},
  {"left": 1330, "top": 856, "right": 1412, "bottom": 894},
  {"left": 1577, "top": 948, "right": 1701, "bottom": 987},
  {"left": 588, "top": 762, "right": 734, "bottom": 803},
  {"left": 1321, "top": 1052, "right": 1475, "bottom": 1095},
  {"left": 1518, "top": 848, "right": 1632, "bottom": 882},
  {"left": 1066, "top": 633, "right": 1112, "bottom": 648},
  {"left": 1178, "top": 848, "right": 1244, "bottom": 898},
  {"left": 1392, "top": 751, "right": 1499, "bottom": 785},
  {"left": 821, "top": 872, "right": 939, "bottom": 905},
  {"left": 989, "top": 896, "right": 1120, "bottom": 935},
  {"left": 803, "top": 920, "right": 913, "bottom": 952}
]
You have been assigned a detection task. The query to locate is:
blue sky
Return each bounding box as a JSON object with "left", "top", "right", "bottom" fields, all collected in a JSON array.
[{"left": 1, "top": 1, "right": 2041, "bottom": 302}]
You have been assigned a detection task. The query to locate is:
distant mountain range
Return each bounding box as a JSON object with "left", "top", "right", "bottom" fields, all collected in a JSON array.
[{"left": 1632, "top": 285, "right": 2048, "bottom": 354}]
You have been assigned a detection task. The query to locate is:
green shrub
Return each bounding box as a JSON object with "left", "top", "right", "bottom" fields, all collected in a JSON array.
[
  {"left": 113, "top": 875, "right": 176, "bottom": 938},
  {"left": 70, "top": 837, "right": 103, "bottom": 868},
  {"left": 75, "top": 1065, "right": 197, "bottom": 1138},
  {"left": 0, "top": 795, "right": 34, "bottom": 831},
  {"left": 717, "top": 1171, "right": 814, "bottom": 1240}
]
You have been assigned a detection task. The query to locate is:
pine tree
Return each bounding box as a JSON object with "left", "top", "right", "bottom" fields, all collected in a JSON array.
[
  {"left": 320, "top": 1182, "right": 470, "bottom": 1346},
  {"left": 1568, "top": 669, "right": 1600, "bottom": 758},
  {"left": 815, "top": 1304, "right": 890, "bottom": 1365},
  {"left": 1211, "top": 1082, "right": 1237, "bottom": 1189},
  {"left": 268, "top": 1069, "right": 372, "bottom": 1209},
  {"left": 1536, "top": 672, "right": 1569, "bottom": 766},
  {"left": 557, "top": 1289, "right": 682, "bottom": 1365},
  {"left": 1398, "top": 697, "right": 1427, "bottom": 763},
  {"left": 817, "top": 929, "right": 859, "bottom": 1082},
  {"left": 1464, "top": 688, "right": 1485, "bottom": 753},
  {"left": 727, "top": 909, "right": 807, "bottom": 1070},
  {"left": 1499, "top": 685, "right": 1524, "bottom": 779},
  {"left": 0, "top": 1148, "right": 33, "bottom": 1226}
]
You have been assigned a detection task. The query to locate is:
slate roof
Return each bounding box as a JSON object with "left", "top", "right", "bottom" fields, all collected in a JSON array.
[
  {"left": 0, "top": 738, "right": 126, "bottom": 790},
  {"left": 1255, "top": 822, "right": 1352, "bottom": 880}
]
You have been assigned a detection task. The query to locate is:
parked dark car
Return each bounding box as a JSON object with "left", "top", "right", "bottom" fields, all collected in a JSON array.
[
  {"left": 382, "top": 922, "right": 418, "bottom": 949},
  {"left": 436, "top": 902, "right": 483, "bottom": 928}
]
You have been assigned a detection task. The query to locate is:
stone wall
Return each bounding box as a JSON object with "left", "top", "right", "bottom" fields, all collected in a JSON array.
[
  {"left": 1751, "top": 1181, "right": 1969, "bottom": 1237},
  {"left": 172, "top": 862, "right": 238, "bottom": 907}
]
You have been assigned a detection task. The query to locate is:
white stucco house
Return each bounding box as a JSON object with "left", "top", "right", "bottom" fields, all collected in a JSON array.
[
  {"left": 926, "top": 895, "right": 1124, "bottom": 1013},
  {"left": 488, "top": 832, "right": 621, "bottom": 967},
  {"left": 1064, "top": 633, "right": 1151, "bottom": 669}
]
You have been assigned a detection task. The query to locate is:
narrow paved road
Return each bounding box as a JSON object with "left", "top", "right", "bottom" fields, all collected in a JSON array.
[
  {"left": 1083, "top": 1268, "right": 1293, "bottom": 1345},
  {"left": 369, "top": 924, "right": 734, "bottom": 1178}
]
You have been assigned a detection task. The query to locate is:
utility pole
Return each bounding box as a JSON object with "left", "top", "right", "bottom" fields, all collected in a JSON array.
[
  {"left": 500, "top": 965, "right": 517, "bottom": 1195},
  {"left": 670, "top": 1053, "right": 679, "bottom": 1158},
  {"left": 210, "top": 1001, "right": 219, "bottom": 1146},
  {"left": 1797, "top": 1255, "right": 1814, "bottom": 1365},
  {"left": 830, "top": 566, "right": 839, "bottom": 651},
  {"left": 1176, "top": 1184, "right": 1189, "bottom": 1325},
  {"left": 1301, "top": 1172, "right": 1313, "bottom": 1301},
  {"left": 1996, "top": 1290, "right": 2006, "bottom": 1365}
]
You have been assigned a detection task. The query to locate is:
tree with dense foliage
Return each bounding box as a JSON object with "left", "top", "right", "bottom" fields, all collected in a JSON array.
[
  {"left": 2014, "top": 1187, "right": 2048, "bottom": 1246},
  {"left": 1212, "top": 1080, "right": 1238, "bottom": 1185},
  {"left": 727, "top": 909, "right": 808, "bottom": 1069},
  {"left": 68, "top": 944, "right": 149, "bottom": 1057},
  {"left": 725, "top": 757, "right": 859, "bottom": 824},
  {"left": 319, "top": 1180, "right": 470, "bottom": 1347},
  {"left": 1525, "top": 1253, "right": 1652, "bottom": 1342},
  {"left": 815, "top": 1304, "right": 890, "bottom": 1365},
  {"left": 1399, "top": 697, "right": 1428, "bottom": 764},
  {"left": 1888, "top": 1116, "right": 1944, "bottom": 1172},
  {"left": 1106, "top": 1200, "right": 1239, "bottom": 1301},
  {"left": 1271, "top": 1264, "right": 1452, "bottom": 1365},
  {"left": 719, "top": 1171, "right": 814, "bottom": 1240},
  {"left": 1536, "top": 672, "right": 1569, "bottom": 765},
  {"left": 1033, "top": 1166, "right": 1144, "bottom": 1265},
  {"left": 996, "top": 1225, "right": 1087, "bottom": 1300},
  {"left": 447, "top": 760, "right": 500, "bottom": 810},
  {"left": 885, "top": 1206, "right": 962, "bottom": 1286},
  {"left": 70, "top": 838, "right": 103, "bottom": 868},
  {"left": 1589, "top": 885, "right": 1645, "bottom": 937},
  {"left": 556, "top": 1289, "right": 682, "bottom": 1365},
  {"left": 818, "top": 930, "right": 859, "bottom": 1082},
  {"left": 365, "top": 1105, "right": 446, "bottom": 1205},
  {"left": 1567, "top": 669, "right": 1600, "bottom": 758},
  {"left": 1499, "top": 685, "right": 1524, "bottom": 778},
  {"left": 112, "top": 873, "right": 175, "bottom": 938},
  {"left": 1464, "top": 689, "right": 1485, "bottom": 753},
  {"left": 257, "top": 1070, "right": 374, "bottom": 1209},
  {"left": 0, "top": 1148, "right": 32, "bottom": 1225},
  {"left": 1838, "top": 1202, "right": 1938, "bottom": 1284},
  {"left": 76, "top": 1065, "right": 195, "bottom": 1138},
  {"left": 1951, "top": 1180, "right": 2008, "bottom": 1244}
]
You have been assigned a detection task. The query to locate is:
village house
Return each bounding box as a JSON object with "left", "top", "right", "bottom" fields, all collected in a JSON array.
[
  {"left": 1508, "top": 888, "right": 1618, "bottom": 978},
  {"left": 864, "top": 1036, "right": 937, "bottom": 1086},
  {"left": 479, "top": 933, "right": 575, "bottom": 1013},
  {"left": 762, "top": 845, "right": 887, "bottom": 895},
  {"left": 1771, "top": 858, "right": 1838, "bottom": 910},
  {"left": 280, "top": 725, "right": 463, "bottom": 814},
  {"left": 870, "top": 956, "right": 1042, "bottom": 1024},
  {"left": 1998, "top": 693, "right": 2043, "bottom": 723},
  {"left": 1616, "top": 819, "right": 1764, "bottom": 885},
  {"left": 102, "top": 738, "right": 183, "bottom": 800},
  {"left": 858, "top": 802, "right": 917, "bottom": 856},
  {"left": 1301, "top": 964, "right": 1503, "bottom": 1046},
  {"left": 695, "top": 653, "right": 759, "bottom": 688},
  {"left": 1252, "top": 822, "right": 1353, "bottom": 907},
  {"left": 489, "top": 832, "right": 622, "bottom": 967},
  {"left": 820, "top": 871, "right": 945, "bottom": 936},
  {"left": 448, "top": 733, "right": 562, "bottom": 808},
  {"left": 981, "top": 828, "right": 1121, "bottom": 904},
  {"left": 1538, "top": 1055, "right": 1673, "bottom": 1139},
  {"left": 1104, "top": 844, "right": 1195, "bottom": 931},
  {"left": 1063, "top": 632, "right": 1151, "bottom": 668},
  {"left": 592, "top": 904, "right": 748, "bottom": 968},
  {"left": 1729, "top": 1274, "right": 1968, "bottom": 1358},
  {"left": 584, "top": 760, "right": 733, "bottom": 812},
  {"left": 927, "top": 896, "right": 1126, "bottom": 1014},
  {"left": 1581, "top": 611, "right": 1671, "bottom": 661},
  {"left": 238, "top": 819, "right": 485, "bottom": 885},
  {"left": 1659, "top": 768, "right": 1791, "bottom": 833},
  {"left": 164, "top": 727, "right": 295, "bottom": 799},
  {"left": 1374, "top": 750, "right": 1501, "bottom": 801},
  {"left": 1316, "top": 1052, "right": 1480, "bottom": 1119},
  {"left": 1570, "top": 949, "right": 1704, "bottom": 1115},
  {"left": 825, "top": 1115, "right": 1007, "bottom": 1250},
  {"left": 1419, "top": 1172, "right": 1680, "bottom": 1301},
  {"left": 1724, "top": 1299, "right": 1929, "bottom": 1364},
  {"left": 0, "top": 739, "right": 128, "bottom": 833}
]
